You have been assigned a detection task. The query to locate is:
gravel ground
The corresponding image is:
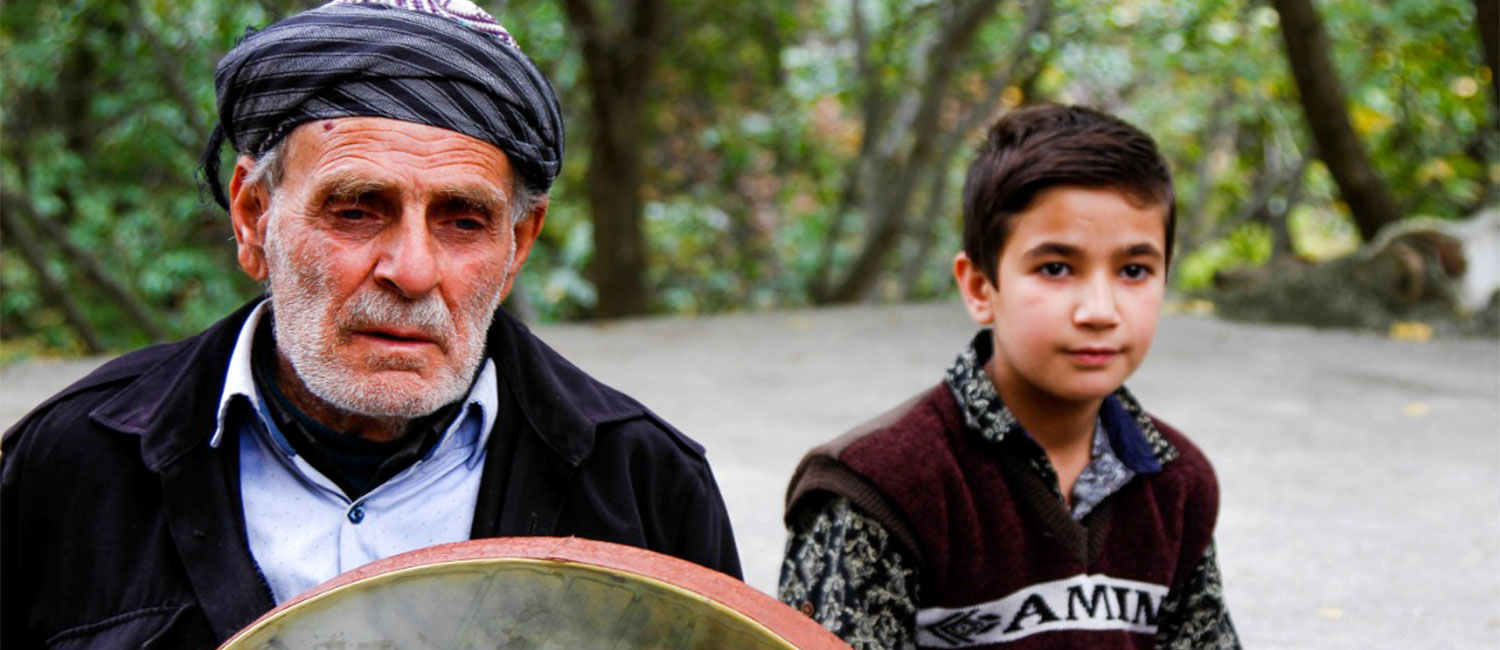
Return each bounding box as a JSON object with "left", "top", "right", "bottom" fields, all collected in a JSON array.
[{"left": 4, "top": 302, "right": 1497, "bottom": 648}]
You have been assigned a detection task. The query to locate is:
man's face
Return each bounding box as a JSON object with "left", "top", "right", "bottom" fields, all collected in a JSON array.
[
  {"left": 956, "top": 186, "right": 1167, "bottom": 407},
  {"left": 231, "top": 117, "right": 544, "bottom": 421}
]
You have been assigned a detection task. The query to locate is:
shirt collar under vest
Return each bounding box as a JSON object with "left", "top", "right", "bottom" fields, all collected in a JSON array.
[{"left": 943, "top": 329, "right": 1178, "bottom": 472}]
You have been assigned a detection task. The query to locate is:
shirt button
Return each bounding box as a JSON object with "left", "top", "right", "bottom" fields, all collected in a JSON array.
[{"left": 348, "top": 505, "right": 365, "bottom": 524}]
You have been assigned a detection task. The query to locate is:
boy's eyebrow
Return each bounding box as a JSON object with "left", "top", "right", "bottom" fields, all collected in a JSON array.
[
  {"left": 1020, "top": 241, "right": 1165, "bottom": 260},
  {"left": 1119, "top": 242, "right": 1165, "bottom": 259},
  {"left": 1020, "top": 242, "right": 1083, "bottom": 259}
]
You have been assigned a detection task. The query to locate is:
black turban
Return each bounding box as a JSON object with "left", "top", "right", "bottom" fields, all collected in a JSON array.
[{"left": 201, "top": 1, "right": 564, "bottom": 208}]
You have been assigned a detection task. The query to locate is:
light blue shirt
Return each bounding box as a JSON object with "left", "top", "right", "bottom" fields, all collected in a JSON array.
[{"left": 211, "top": 301, "right": 499, "bottom": 604}]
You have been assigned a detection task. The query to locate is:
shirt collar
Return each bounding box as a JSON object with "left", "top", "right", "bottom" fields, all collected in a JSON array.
[
  {"left": 456, "top": 357, "right": 499, "bottom": 469},
  {"left": 942, "top": 329, "right": 1178, "bottom": 471},
  {"left": 211, "top": 301, "right": 500, "bottom": 467},
  {"left": 212, "top": 301, "right": 271, "bottom": 448}
]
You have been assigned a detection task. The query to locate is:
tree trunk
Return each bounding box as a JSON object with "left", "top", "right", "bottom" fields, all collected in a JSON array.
[
  {"left": 808, "top": 0, "right": 884, "bottom": 301},
  {"left": 584, "top": 92, "right": 651, "bottom": 318},
  {"left": 1270, "top": 0, "right": 1402, "bottom": 242},
  {"left": 1180, "top": 88, "right": 1237, "bottom": 254},
  {"left": 1477, "top": 0, "right": 1498, "bottom": 111},
  {"left": 32, "top": 195, "right": 169, "bottom": 341},
  {"left": 563, "top": 0, "right": 663, "bottom": 319},
  {"left": 899, "top": 0, "right": 1054, "bottom": 298},
  {"left": 1472, "top": 0, "right": 1499, "bottom": 207},
  {"left": 899, "top": 163, "right": 957, "bottom": 298},
  {"left": 0, "top": 207, "right": 105, "bottom": 353},
  {"left": 1270, "top": 159, "right": 1309, "bottom": 260},
  {"left": 126, "top": 0, "right": 207, "bottom": 141},
  {"left": 822, "top": 0, "right": 1008, "bottom": 303}
]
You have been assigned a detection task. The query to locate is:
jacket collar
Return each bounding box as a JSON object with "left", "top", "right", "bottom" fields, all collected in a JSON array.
[
  {"left": 483, "top": 307, "right": 646, "bottom": 466},
  {"left": 88, "top": 299, "right": 260, "bottom": 472},
  {"left": 88, "top": 297, "right": 640, "bottom": 471}
]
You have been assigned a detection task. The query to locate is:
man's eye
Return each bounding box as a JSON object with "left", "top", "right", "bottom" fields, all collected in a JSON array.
[
  {"left": 449, "top": 218, "right": 486, "bottom": 231},
  {"left": 1120, "top": 264, "right": 1153, "bottom": 280},
  {"left": 1038, "top": 262, "right": 1070, "bottom": 278},
  {"left": 335, "top": 208, "right": 372, "bottom": 220}
]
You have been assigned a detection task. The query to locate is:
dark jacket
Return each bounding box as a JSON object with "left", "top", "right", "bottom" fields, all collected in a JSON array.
[{"left": 2, "top": 299, "right": 741, "bottom": 649}]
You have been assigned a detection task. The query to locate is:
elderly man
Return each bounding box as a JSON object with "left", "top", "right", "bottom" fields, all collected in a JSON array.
[{"left": 1, "top": 2, "right": 739, "bottom": 647}]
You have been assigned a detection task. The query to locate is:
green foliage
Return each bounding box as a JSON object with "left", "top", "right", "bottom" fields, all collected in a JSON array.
[
  {"left": 1317, "top": 0, "right": 1491, "bottom": 217},
  {"left": 2, "top": 0, "right": 1493, "bottom": 357},
  {"left": 515, "top": 202, "right": 597, "bottom": 321},
  {"left": 1175, "top": 223, "right": 1274, "bottom": 291},
  {"left": 1, "top": 0, "right": 285, "bottom": 356}
]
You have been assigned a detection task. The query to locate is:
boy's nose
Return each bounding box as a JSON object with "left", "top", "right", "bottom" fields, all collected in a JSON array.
[
  {"left": 1073, "top": 276, "right": 1121, "bottom": 329},
  {"left": 373, "top": 215, "right": 442, "bottom": 299}
]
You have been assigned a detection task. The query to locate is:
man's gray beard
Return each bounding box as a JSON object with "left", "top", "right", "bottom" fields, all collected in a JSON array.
[{"left": 262, "top": 214, "right": 512, "bottom": 419}]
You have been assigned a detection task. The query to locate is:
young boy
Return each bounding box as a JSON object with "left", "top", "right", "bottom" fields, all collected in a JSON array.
[{"left": 779, "top": 104, "right": 1239, "bottom": 649}]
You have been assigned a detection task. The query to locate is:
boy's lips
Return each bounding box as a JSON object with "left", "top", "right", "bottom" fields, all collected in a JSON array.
[{"left": 1064, "top": 346, "right": 1120, "bottom": 366}]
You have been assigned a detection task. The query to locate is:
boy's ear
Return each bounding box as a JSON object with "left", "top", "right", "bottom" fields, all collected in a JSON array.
[{"left": 954, "top": 252, "right": 996, "bottom": 325}]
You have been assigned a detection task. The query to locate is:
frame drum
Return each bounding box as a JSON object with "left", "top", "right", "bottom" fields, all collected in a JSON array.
[{"left": 219, "top": 537, "right": 851, "bottom": 649}]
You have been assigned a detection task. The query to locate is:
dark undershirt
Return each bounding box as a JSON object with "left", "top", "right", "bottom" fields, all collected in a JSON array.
[{"left": 250, "top": 318, "right": 460, "bottom": 500}]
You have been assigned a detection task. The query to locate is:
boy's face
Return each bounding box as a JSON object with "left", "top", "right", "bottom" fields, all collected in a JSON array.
[{"left": 955, "top": 186, "right": 1168, "bottom": 407}]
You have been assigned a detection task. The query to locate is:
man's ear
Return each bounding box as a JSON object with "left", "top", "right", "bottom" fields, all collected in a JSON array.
[
  {"left": 229, "top": 156, "right": 271, "bottom": 282},
  {"left": 954, "top": 252, "right": 996, "bottom": 325},
  {"left": 497, "top": 196, "right": 549, "bottom": 300}
]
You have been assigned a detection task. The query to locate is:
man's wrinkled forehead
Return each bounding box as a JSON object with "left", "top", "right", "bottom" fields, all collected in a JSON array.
[{"left": 282, "top": 117, "right": 516, "bottom": 209}]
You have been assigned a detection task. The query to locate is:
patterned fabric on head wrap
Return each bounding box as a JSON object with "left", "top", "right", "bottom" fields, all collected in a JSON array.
[{"left": 202, "top": 0, "right": 563, "bottom": 208}]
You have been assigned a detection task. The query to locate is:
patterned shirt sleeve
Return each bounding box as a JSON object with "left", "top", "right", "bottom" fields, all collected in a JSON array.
[
  {"left": 778, "top": 495, "right": 920, "bottom": 650},
  {"left": 1155, "top": 541, "right": 1241, "bottom": 650}
]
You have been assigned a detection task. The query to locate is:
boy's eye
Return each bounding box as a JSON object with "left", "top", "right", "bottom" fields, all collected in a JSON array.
[
  {"left": 1120, "top": 263, "right": 1153, "bottom": 280},
  {"left": 1038, "top": 262, "right": 1070, "bottom": 278}
]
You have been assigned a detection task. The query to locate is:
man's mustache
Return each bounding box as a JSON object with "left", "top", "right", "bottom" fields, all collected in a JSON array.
[{"left": 339, "top": 289, "right": 454, "bottom": 350}]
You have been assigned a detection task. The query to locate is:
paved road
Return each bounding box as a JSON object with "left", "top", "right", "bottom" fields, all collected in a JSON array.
[{"left": 4, "top": 302, "right": 1498, "bottom": 648}]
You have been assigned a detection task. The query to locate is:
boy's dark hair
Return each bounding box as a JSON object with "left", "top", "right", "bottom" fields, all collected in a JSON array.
[{"left": 962, "top": 103, "right": 1175, "bottom": 282}]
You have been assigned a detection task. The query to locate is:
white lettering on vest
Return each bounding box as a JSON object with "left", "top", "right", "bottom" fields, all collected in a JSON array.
[{"left": 916, "top": 574, "right": 1170, "bottom": 647}]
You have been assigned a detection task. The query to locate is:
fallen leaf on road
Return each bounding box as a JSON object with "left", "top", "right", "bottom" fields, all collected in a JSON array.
[
  {"left": 1318, "top": 608, "right": 1344, "bottom": 620},
  {"left": 1389, "top": 321, "right": 1433, "bottom": 341},
  {"left": 1165, "top": 299, "right": 1215, "bottom": 316},
  {"left": 1402, "top": 402, "right": 1431, "bottom": 417}
]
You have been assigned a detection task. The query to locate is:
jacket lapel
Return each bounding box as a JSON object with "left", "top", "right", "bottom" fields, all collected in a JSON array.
[
  {"left": 159, "top": 443, "right": 276, "bottom": 640},
  {"left": 498, "top": 419, "right": 576, "bottom": 537},
  {"left": 87, "top": 299, "right": 275, "bottom": 641},
  {"left": 469, "top": 309, "right": 644, "bottom": 538},
  {"left": 469, "top": 381, "right": 577, "bottom": 538}
]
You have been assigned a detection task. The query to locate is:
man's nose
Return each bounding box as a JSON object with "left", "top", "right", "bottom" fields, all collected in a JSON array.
[
  {"left": 373, "top": 216, "right": 441, "bottom": 299},
  {"left": 1073, "top": 274, "right": 1121, "bottom": 329}
]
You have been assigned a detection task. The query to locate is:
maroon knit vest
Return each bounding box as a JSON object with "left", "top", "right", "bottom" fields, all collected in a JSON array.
[{"left": 786, "top": 384, "right": 1219, "bottom": 650}]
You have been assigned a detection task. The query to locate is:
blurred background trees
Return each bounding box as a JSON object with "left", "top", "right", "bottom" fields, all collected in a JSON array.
[{"left": 2, "top": 0, "right": 1495, "bottom": 356}]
